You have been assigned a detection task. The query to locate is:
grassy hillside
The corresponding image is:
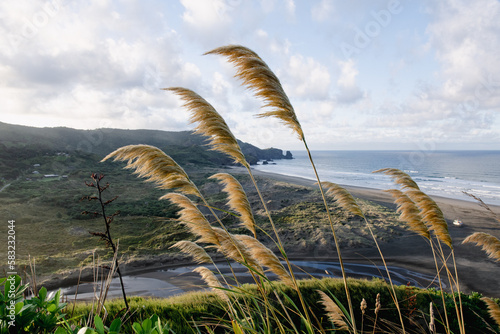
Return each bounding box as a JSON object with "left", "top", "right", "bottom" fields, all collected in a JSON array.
[
  {"left": 0, "top": 145, "right": 403, "bottom": 281},
  {"left": 0, "top": 121, "right": 292, "bottom": 182}
]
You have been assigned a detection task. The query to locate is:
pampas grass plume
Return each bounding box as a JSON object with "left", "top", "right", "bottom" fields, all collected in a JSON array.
[
  {"left": 102, "top": 145, "right": 200, "bottom": 197},
  {"left": 212, "top": 227, "right": 262, "bottom": 273},
  {"left": 405, "top": 189, "right": 452, "bottom": 248},
  {"left": 320, "top": 181, "right": 364, "bottom": 218},
  {"left": 205, "top": 45, "right": 303, "bottom": 139},
  {"left": 463, "top": 232, "right": 500, "bottom": 262},
  {"left": 385, "top": 189, "right": 430, "bottom": 239},
  {"left": 162, "top": 193, "right": 220, "bottom": 246},
  {"left": 164, "top": 87, "right": 247, "bottom": 167},
  {"left": 170, "top": 241, "right": 212, "bottom": 264},
  {"left": 373, "top": 168, "right": 420, "bottom": 190},
  {"left": 317, "top": 290, "right": 349, "bottom": 330},
  {"left": 235, "top": 234, "right": 293, "bottom": 288},
  {"left": 210, "top": 173, "right": 256, "bottom": 237},
  {"left": 193, "top": 266, "right": 229, "bottom": 302},
  {"left": 481, "top": 297, "right": 500, "bottom": 328}
]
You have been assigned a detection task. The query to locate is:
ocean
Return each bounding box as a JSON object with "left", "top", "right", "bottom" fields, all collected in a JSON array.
[{"left": 253, "top": 150, "right": 500, "bottom": 206}]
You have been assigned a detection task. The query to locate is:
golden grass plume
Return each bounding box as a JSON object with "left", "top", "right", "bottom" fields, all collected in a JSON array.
[
  {"left": 102, "top": 144, "right": 200, "bottom": 197},
  {"left": 317, "top": 290, "right": 349, "bottom": 330},
  {"left": 170, "top": 240, "right": 212, "bottom": 264},
  {"left": 210, "top": 173, "right": 256, "bottom": 236},
  {"left": 463, "top": 232, "right": 500, "bottom": 262},
  {"left": 405, "top": 189, "right": 452, "bottom": 248},
  {"left": 193, "top": 266, "right": 229, "bottom": 303},
  {"left": 205, "top": 45, "right": 303, "bottom": 139},
  {"left": 385, "top": 189, "right": 430, "bottom": 239},
  {"left": 320, "top": 181, "right": 364, "bottom": 218},
  {"left": 234, "top": 234, "right": 293, "bottom": 288},
  {"left": 212, "top": 227, "right": 262, "bottom": 273},
  {"left": 164, "top": 87, "right": 247, "bottom": 167},
  {"left": 481, "top": 297, "right": 500, "bottom": 328},
  {"left": 373, "top": 168, "right": 420, "bottom": 190},
  {"left": 162, "top": 193, "right": 219, "bottom": 246}
]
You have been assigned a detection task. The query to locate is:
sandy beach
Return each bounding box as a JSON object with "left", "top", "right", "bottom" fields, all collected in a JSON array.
[
  {"left": 45, "top": 167, "right": 500, "bottom": 299},
  {"left": 247, "top": 168, "right": 500, "bottom": 298}
]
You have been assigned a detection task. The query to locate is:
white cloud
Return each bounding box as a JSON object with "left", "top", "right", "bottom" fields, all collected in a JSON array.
[
  {"left": 279, "top": 54, "right": 331, "bottom": 99},
  {"left": 0, "top": 0, "right": 498, "bottom": 149},
  {"left": 425, "top": 0, "right": 500, "bottom": 103},
  {"left": 284, "top": 0, "right": 296, "bottom": 19},
  {"left": 181, "top": 0, "right": 230, "bottom": 30},
  {"left": 311, "top": 0, "right": 335, "bottom": 22},
  {"left": 336, "top": 59, "right": 364, "bottom": 103},
  {"left": 0, "top": 0, "right": 203, "bottom": 132},
  {"left": 254, "top": 29, "right": 291, "bottom": 56}
]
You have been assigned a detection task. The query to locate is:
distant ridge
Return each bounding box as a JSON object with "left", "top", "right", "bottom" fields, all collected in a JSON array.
[{"left": 0, "top": 122, "right": 292, "bottom": 177}]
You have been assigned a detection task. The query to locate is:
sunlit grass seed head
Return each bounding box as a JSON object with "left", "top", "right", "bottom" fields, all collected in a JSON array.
[
  {"left": 317, "top": 290, "right": 349, "bottom": 331},
  {"left": 212, "top": 227, "right": 262, "bottom": 273},
  {"left": 193, "top": 266, "right": 229, "bottom": 303},
  {"left": 375, "top": 293, "right": 381, "bottom": 315},
  {"left": 385, "top": 189, "right": 430, "bottom": 240},
  {"left": 102, "top": 144, "right": 200, "bottom": 197},
  {"left": 320, "top": 181, "right": 364, "bottom": 218},
  {"left": 164, "top": 87, "right": 248, "bottom": 167},
  {"left": 210, "top": 173, "right": 256, "bottom": 237},
  {"left": 463, "top": 232, "right": 500, "bottom": 262},
  {"left": 373, "top": 168, "right": 420, "bottom": 190},
  {"left": 162, "top": 193, "right": 220, "bottom": 246},
  {"left": 360, "top": 298, "right": 367, "bottom": 315},
  {"left": 205, "top": 45, "right": 304, "bottom": 140},
  {"left": 404, "top": 189, "right": 452, "bottom": 248},
  {"left": 170, "top": 240, "right": 212, "bottom": 264},
  {"left": 234, "top": 234, "right": 294, "bottom": 288},
  {"left": 481, "top": 297, "right": 500, "bottom": 328}
]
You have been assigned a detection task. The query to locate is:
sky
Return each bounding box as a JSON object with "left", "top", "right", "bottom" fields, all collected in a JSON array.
[{"left": 1, "top": 0, "right": 499, "bottom": 151}]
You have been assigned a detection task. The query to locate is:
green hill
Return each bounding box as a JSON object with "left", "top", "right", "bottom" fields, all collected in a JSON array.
[{"left": 0, "top": 121, "right": 292, "bottom": 180}]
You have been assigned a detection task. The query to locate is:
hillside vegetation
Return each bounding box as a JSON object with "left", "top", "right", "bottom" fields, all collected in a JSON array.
[{"left": 0, "top": 121, "right": 292, "bottom": 181}]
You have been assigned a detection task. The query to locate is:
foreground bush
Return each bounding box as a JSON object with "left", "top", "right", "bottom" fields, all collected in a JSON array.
[{"left": 68, "top": 277, "right": 499, "bottom": 333}]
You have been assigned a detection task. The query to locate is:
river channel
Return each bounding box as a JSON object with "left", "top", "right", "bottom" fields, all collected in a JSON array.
[{"left": 55, "top": 261, "right": 439, "bottom": 301}]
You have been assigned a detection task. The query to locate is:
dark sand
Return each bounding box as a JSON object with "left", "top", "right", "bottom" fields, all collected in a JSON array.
[
  {"left": 247, "top": 168, "right": 500, "bottom": 298},
  {"left": 47, "top": 168, "right": 500, "bottom": 299}
]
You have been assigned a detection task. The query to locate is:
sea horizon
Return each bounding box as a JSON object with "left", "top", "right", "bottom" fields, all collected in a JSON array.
[{"left": 253, "top": 150, "right": 500, "bottom": 206}]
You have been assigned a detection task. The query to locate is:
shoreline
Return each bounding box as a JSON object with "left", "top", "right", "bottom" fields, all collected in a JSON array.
[
  {"left": 247, "top": 167, "right": 500, "bottom": 297},
  {"left": 44, "top": 167, "right": 500, "bottom": 298},
  {"left": 245, "top": 166, "right": 500, "bottom": 210}
]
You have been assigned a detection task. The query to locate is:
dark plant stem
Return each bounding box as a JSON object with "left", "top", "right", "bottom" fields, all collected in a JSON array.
[{"left": 90, "top": 174, "right": 129, "bottom": 310}]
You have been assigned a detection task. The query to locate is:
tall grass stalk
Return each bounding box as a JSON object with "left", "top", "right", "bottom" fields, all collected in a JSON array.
[
  {"left": 376, "top": 168, "right": 466, "bottom": 334},
  {"left": 321, "top": 181, "right": 405, "bottom": 333},
  {"left": 303, "top": 141, "right": 358, "bottom": 333},
  {"left": 93, "top": 44, "right": 500, "bottom": 333},
  {"left": 164, "top": 86, "right": 313, "bottom": 327},
  {"left": 206, "top": 44, "right": 359, "bottom": 333}
]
